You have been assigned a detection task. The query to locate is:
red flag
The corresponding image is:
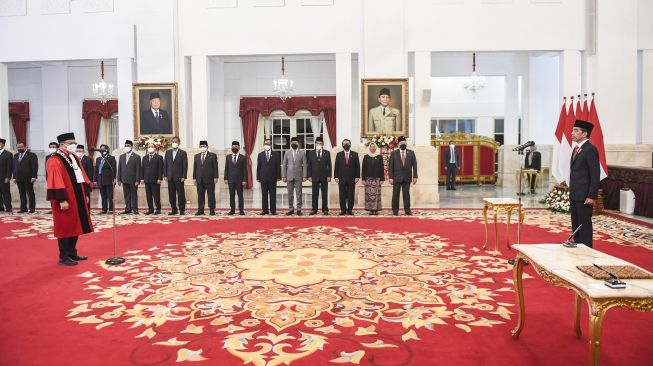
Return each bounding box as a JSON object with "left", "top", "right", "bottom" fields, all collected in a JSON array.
[
  {"left": 576, "top": 97, "right": 583, "bottom": 120},
  {"left": 552, "top": 98, "right": 569, "bottom": 184},
  {"left": 554, "top": 98, "right": 567, "bottom": 143},
  {"left": 588, "top": 96, "right": 608, "bottom": 180},
  {"left": 554, "top": 97, "right": 576, "bottom": 183},
  {"left": 581, "top": 96, "right": 590, "bottom": 121},
  {"left": 564, "top": 97, "right": 576, "bottom": 145}
]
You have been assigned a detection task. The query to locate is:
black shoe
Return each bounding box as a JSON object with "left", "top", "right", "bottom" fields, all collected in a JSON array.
[
  {"left": 194, "top": 211, "right": 205, "bottom": 216},
  {"left": 132, "top": 211, "right": 139, "bottom": 215},
  {"left": 154, "top": 210, "right": 161, "bottom": 215},
  {"left": 17, "top": 210, "right": 27, "bottom": 214},
  {"left": 270, "top": 211, "right": 277, "bottom": 216},
  {"left": 144, "top": 211, "right": 154, "bottom": 215},
  {"left": 297, "top": 211, "right": 303, "bottom": 216},
  {"left": 239, "top": 211, "right": 245, "bottom": 216},
  {"left": 309, "top": 211, "right": 318, "bottom": 216},
  {"left": 168, "top": 211, "right": 178, "bottom": 216},
  {"left": 29, "top": 210, "right": 36, "bottom": 214},
  {"left": 59, "top": 258, "right": 78, "bottom": 266},
  {"left": 405, "top": 211, "right": 413, "bottom": 216},
  {"left": 70, "top": 255, "right": 88, "bottom": 261},
  {"left": 323, "top": 211, "right": 329, "bottom": 216},
  {"left": 347, "top": 211, "right": 354, "bottom": 216},
  {"left": 286, "top": 211, "right": 295, "bottom": 216},
  {"left": 393, "top": 211, "right": 399, "bottom": 216},
  {"left": 121, "top": 210, "right": 131, "bottom": 215},
  {"left": 260, "top": 211, "right": 269, "bottom": 215},
  {"left": 339, "top": 211, "right": 346, "bottom": 216},
  {"left": 100, "top": 211, "right": 108, "bottom": 215},
  {"left": 451, "top": 187, "right": 457, "bottom": 191},
  {"left": 209, "top": 210, "right": 215, "bottom": 216},
  {"left": 228, "top": 211, "right": 235, "bottom": 215},
  {"left": 179, "top": 211, "right": 186, "bottom": 216}
]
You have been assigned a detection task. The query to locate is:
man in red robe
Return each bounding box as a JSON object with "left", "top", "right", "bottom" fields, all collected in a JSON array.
[{"left": 46, "top": 132, "right": 94, "bottom": 266}]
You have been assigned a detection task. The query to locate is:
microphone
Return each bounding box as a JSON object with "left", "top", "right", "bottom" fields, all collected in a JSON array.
[
  {"left": 512, "top": 141, "right": 535, "bottom": 151},
  {"left": 563, "top": 224, "right": 582, "bottom": 247},
  {"left": 593, "top": 263, "right": 626, "bottom": 289}
]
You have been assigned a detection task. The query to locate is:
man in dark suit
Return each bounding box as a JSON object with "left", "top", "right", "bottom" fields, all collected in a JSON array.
[
  {"left": 94, "top": 144, "right": 116, "bottom": 214},
  {"left": 306, "top": 136, "right": 332, "bottom": 215},
  {"left": 141, "top": 142, "right": 163, "bottom": 215},
  {"left": 164, "top": 137, "right": 188, "bottom": 215},
  {"left": 256, "top": 137, "right": 280, "bottom": 215},
  {"left": 333, "top": 139, "right": 360, "bottom": 215},
  {"left": 193, "top": 140, "right": 219, "bottom": 216},
  {"left": 0, "top": 138, "right": 14, "bottom": 213},
  {"left": 444, "top": 141, "right": 460, "bottom": 190},
  {"left": 117, "top": 140, "right": 141, "bottom": 214},
  {"left": 224, "top": 141, "right": 247, "bottom": 215},
  {"left": 569, "top": 120, "right": 600, "bottom": 248},
  {"left": 388, "top": 136, "right": 418, "bottom": 216},
  {"left": 524, "top": 143, "right": 542, "bottom": 194},
  {"left": 140, "top": 92, "right": 173, "bottom": 135},
  {"left": 12, "top": 142, "right": 38, "bottom": 213},
  {"left": 76, "top": 145, "right": 94, "bottom": 211}
]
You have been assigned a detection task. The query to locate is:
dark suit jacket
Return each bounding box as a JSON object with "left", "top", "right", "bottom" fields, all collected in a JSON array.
[
  {"left": 80, "top": 155, "right": 94, "bottom": 182},
  {"left": 12, "top": 151, "right": 38, "bottom": 182},
  {"left": 140, "top": 109, "right": 172, "bottom": 135},
  {"left": 118, "top": 153, "right": 142, "bottom": 184},
  {"left": 256, "top": 150, "right": 280, "bottom": 182},
  {"left": 0, "top": 150, "right": 13, "bottom": 180},
  {"left": 444, "top": 147, "right": 461, "bottom": 169},
  {"left": 525, "top": 151, "right": 542, "bottom": 171},
  {"left": 362, "top": 154, "right": 385, "bottom": 181},
  {"left": 388, "top": 149, "right": 418, "bottom": 183},
  {"left": 163, "top": 149, "right": 188, "bottom": 181},
  {"left": 224, "top": 153, "right": 247, "bottom": 184},
  {"left": 141, "top": 154, "right": 163, "bottom": 183},
  {"left": 193, "top": 152, "right": 219, "bottom": 184},
  {"left": 334, "top": 150, "right": 360, "bottom": 182},
  {"left": 94, "top": 156, "right": 117, "bottom": 186},
  {"left": 306, "top": 149, "right": 332, "bottom": 182},
  {"left": 569, "top": 141, "right": 600, "bottom": 202}
]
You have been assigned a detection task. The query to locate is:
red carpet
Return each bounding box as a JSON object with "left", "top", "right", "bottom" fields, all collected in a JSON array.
[{"left": 0, "top": 210, "right": 652, "bottom": 366}]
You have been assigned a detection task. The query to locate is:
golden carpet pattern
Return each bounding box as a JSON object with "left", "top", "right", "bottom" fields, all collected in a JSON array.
[{"left": 65, "top": 225, "right": 519, "bottom": 365}]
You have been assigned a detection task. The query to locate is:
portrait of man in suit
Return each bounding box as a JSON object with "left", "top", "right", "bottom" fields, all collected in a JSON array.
[
  {"left": 362, "top": 79, "right": 408, "bottom": 137},
  {"left": 134, "top": 83, "right": 178, "bottom": 138}
]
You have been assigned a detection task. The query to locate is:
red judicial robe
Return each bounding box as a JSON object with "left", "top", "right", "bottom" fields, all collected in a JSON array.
[{"left": 46, "top": 150, "right": 94, "bottom": 238}]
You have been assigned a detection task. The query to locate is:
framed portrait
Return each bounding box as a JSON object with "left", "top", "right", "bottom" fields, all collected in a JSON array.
[
  {"left": 361, "top": 78, "right": 409, "bottom": 138},
  {"left": 133, "top": 83, "right": 179, "bottom": 138}
]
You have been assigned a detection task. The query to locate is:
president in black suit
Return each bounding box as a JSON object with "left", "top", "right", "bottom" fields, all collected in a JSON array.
[
  {"left": 256, "top": 137, "right": 280, "bottom": 215},
  {"left": 94, "top": 144, "right": 116, "bottom": 214},
  {"left": 164, "top": 137, "right": 188, "bottom": 215},
  {"left": 193, "top": 140, "right": 219, "bottom": 216},
  {"left": 141, "top": 143, "right": 163, "bottom": 214},
  {"left": 117, "top": 140, "right": 141, "bottom": 214},
  {"left": 224, "top": 141, "right": 247, "bottom": 215},
  {"left": 388, "top": 136, "right": 418, "bottom": 216},
  {"left": 306, "top": 136, "right": 332, "bottom": 215},
  {"left": 12, "top": 142, "right": 38, "bottom": 213},
  {"left": 524, "top": 144, "right": 542, "bottom": 194},
  {"left": 140, "top": 92, "right": 173, "bottom": 135},
  {"left": 569, "top": 120, "right": 601, "bottom": 248},
  {"left": 0, "top": 138, "right": 13, "bottom": 213},
  {"left": 334, "top": 139, "right": 360, "bottom": 215},
  {"left": 76, "top": 145, "right": 94, "bottom": 211}
]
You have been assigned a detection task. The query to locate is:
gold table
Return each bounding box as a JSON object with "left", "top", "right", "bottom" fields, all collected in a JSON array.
[
  {"left": 514, "top": 168, "right": 541, "bottom": 193},
  {"left": 482, "top": 198, "right": 524, "bottom": 256},
  {"left": 511, "top": 244, "right": 653, "bottom": 366}
]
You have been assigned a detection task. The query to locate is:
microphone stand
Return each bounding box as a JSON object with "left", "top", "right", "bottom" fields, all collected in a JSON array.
[
  {"left": 102, "top": 154, "right": 125, "bottom": 265},
  {"left": 516, "top": 148, "right": 526, "bottom": 245}
]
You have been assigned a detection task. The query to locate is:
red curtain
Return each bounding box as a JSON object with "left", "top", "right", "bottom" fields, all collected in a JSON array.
[
  {"left": 82, "top": 99, "right": 118, "bottom": 153},
  {"left": 8, "top": 102, "right": 30, "bottom": 145},
  {"left": 241, "top": 110, "right": 260, "bottom": 189},
  {"left": 323, "top": 108, "right": 337, "bottom": 147}
]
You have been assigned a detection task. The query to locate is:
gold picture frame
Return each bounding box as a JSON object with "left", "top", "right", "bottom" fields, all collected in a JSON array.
[
  {"left": 133, "top": 83, "right": 179, "bottom": 139},
  {"left": 361, "top": 78, "right": 409, "bottom": 138}
]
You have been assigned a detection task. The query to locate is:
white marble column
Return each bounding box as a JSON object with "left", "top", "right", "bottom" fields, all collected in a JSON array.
[
  {"left": 0, "top": 63, "right": 9, "bottom": 143},
  {"left": 190, "top": 55, "right": 209, "bottom": 147},
  {"left": 209, "top": 57, "right": 226, "bottom": 150},
  {"left": 640, "top": 50, "right": 653, "bottom": 144},
  {"left": 117, "top": 58, "right": 135, "bottom": 147},
  {"left": 41, "top": 65, "right": 70, "bottom": 147},
  {"left": 504, "top": 74, "right": 519, "bottom": 145},
  {"left": 413, "top": 51, "right": 431, "bottom": 146},
  {"left": 336, "top": 52, "right": 353, "bottom": 145},
  {"left": 559, "top": 49, "right": 581, "bottom": 109}
]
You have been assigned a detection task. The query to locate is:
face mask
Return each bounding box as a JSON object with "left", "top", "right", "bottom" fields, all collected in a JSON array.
[
  {"left": 343, "top": 144, "right": 351, "bottom": 151},
  {"left": 199, "top": 147, "right": 207, "bottom": 153},
  {"left": 147, "top": 147, "right": 156, "bottom": 154},
  {"left": 232, "top": 147, "right": 239, "bottom": 154},
  {"left": 172, "top": 142, "right": 179, "bottom": 149},
  {"left": 399, "top": 144, "right": 407, "bottom": 150},
  {"left": 263, "top": 145, "right": 271, "bottom": 151},
  {"left": 124, "top": 146, "right": 132, "bottom": 153},
  {"left": 75, "top": 152, "right": 84, "bottom": 158},
  {"left": 316, "top": 145, "right": 323, "bottom": 151},
  {"left": 17, "top": 148, "right": 25, "bottom": 154},
  {"left": 48, "top": 147, "right": 57, "bottom": 154},
  {"left": 66, "top": 144, "right": 77, "bottom": 153},
  {"left": 449, "top": 144, "right": 454, "bottom": 148}
]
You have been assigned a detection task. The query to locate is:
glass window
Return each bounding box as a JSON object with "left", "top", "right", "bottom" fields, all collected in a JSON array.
[{"left": 266, "top": 114, "right": 324, "bottom": 181}]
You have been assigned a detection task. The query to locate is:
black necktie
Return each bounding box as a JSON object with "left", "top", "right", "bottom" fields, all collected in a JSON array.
[
  {"left": 266, "top": 152, "right": 270, "bottom": 162},
  {"left": 383, "top": 107, "right": 386, "bottom": 116},
  {"left": 155, "top": 111, "right": 159, "bottom": 119},
  {"left": 318, "top": 151, "right": 321, "bottom": 159}
]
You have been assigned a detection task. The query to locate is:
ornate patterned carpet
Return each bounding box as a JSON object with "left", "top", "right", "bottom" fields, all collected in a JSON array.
[{"left": 0, "top": 210, "right": 652, "bottom": 366}]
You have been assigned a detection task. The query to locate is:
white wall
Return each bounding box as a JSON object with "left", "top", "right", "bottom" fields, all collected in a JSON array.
[
  {"left": 7, "top": 67, "right": 42, "bottom": 148},
  {"left": 526, "top": 54, "right": 559, "bottom": 144},
  {"left": 430, "top": 76, "right": 506, "bottom": 118}
]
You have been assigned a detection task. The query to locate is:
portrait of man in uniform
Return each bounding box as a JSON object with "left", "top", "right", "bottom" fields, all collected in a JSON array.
[{"left": 362, "top": 79, "right": 408, "bottom": 137}]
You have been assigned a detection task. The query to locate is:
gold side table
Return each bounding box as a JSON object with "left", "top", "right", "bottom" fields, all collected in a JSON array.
[{"left": 482, "top": 198, "right": 524, "bottom": 256}]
